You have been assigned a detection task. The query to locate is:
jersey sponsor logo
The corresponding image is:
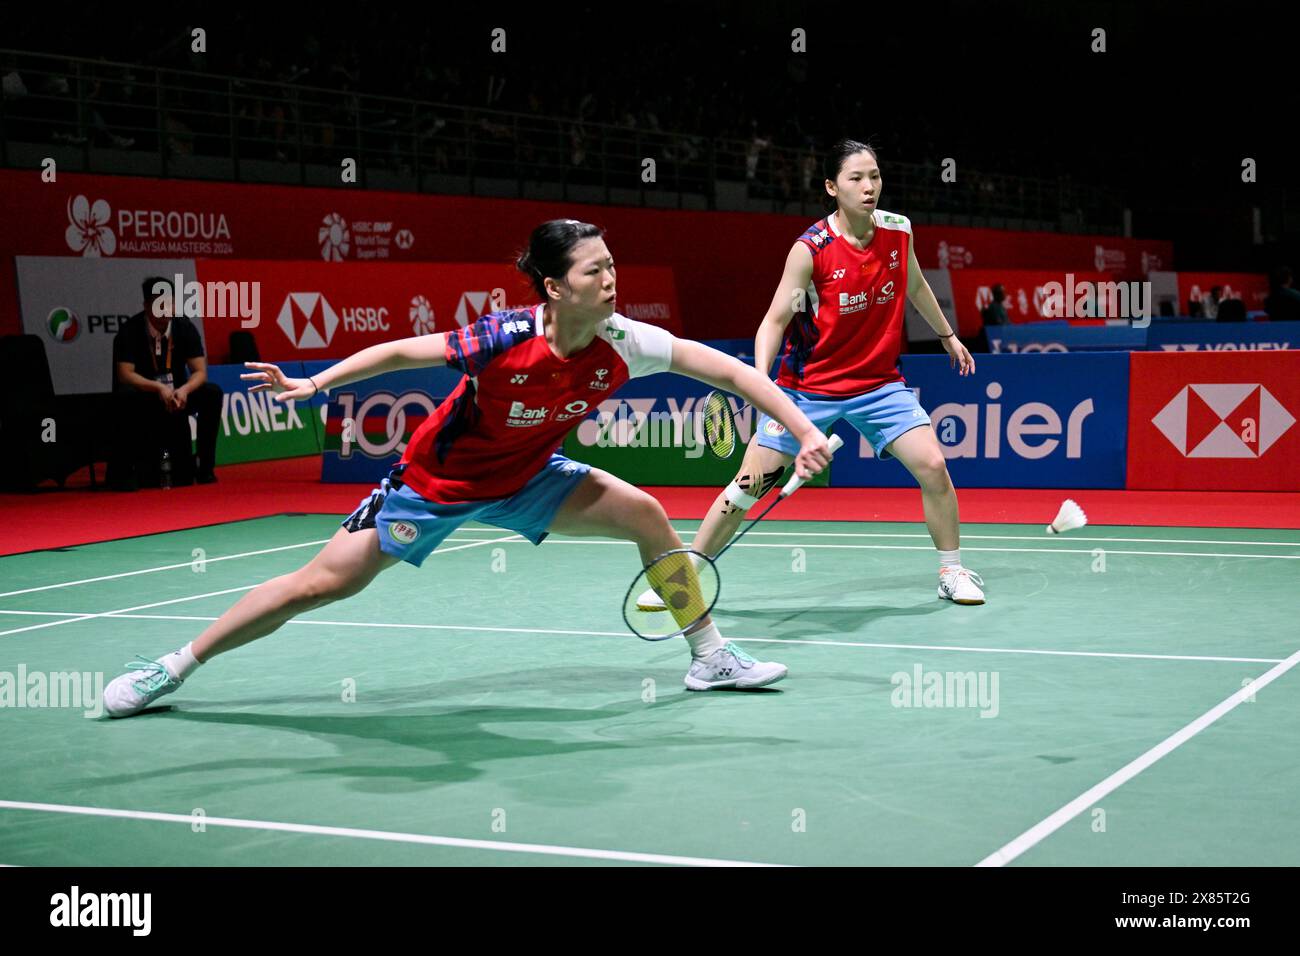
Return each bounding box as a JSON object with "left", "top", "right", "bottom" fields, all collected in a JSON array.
[
  {"left": 589, "top": 368, "right": 611, "bottom": 390},
  {"left": 554, "top": 399, "right": 590, "bottom": 422},
  {"left": 388, "top": 520, "right": 420, "bottom": 545},
  {"left": 764, "top": 419, "right": 787, "bottom": 437},
  {"left": 831, "top": 268, "right": 846, "bottom": 280},
  {"left": 838, "top": 290, "right": 871, "bottom": 315},
  {"left": 876, "top": 280, "right": 896, "bottom": 305},
  {"left": 507, "top": 400, "right": 549, "bottom": 427},
  {"left": 607, "top": 327, "right": 627, "bottom": 340},
  {"left": 889, "top": 249, "right": 900, "bottom": 270},
  {"left": 510, "top": 374, "right": 529, "bottom": 384},
  {"left": 883, "top": 214, "right": 906, "bottom": 225},
  {"left": 500, "top": 318, "right": 530, "bottom": 335}
]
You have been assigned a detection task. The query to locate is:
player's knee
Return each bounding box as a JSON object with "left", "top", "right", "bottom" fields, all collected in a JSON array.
[
  {"left": 296, "top": 568, "right": 360, "bottom": 607},
  {"left": 913, "top": 453, "right": 949, "bottom": 486},
  {"left": 623, "top": 491, "right": 673, "bottom": 541},
  {"left": 723, "top": 464, "right": 783, "bottom": 514}
]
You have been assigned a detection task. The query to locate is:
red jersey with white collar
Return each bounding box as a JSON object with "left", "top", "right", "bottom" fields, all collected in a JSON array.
[
  {"left": 777, "top": 208, "right": 912, "bottom": 397},
  {"left": 399, "top": 305, "right": 674, "bottom": 503}
]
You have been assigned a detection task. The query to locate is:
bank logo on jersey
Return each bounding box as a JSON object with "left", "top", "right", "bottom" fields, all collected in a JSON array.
[
  {"left": 839, "top": 290, "right": 870, "bottom": 315},
  {"left": 507, "top": 400, "right": 549, "bottom": 427}
]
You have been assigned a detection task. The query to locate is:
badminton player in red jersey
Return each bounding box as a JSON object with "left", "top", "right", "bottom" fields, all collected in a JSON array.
[
  {"left": 102, "top": 220, "right": 833, "bottom": 717},
  {"left": 641, "top": 139, "right": 986, "bottom": 610}
]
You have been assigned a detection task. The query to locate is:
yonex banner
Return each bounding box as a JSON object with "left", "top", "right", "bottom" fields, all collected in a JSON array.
[
  {"left": 1145, "top": 321, "right": 1300, "bottom": 352},
  {"left": 830, "top": 354, "right": 1131, "bottom": 489},
  {"left": 203, "top": 362, "right": 330, "bottom": 466},
  {"left": 1127, "top": 352, "right": 1300, "bottom": 491},
  {"left": 15, "top": 256, "right": 201, "bottom": 394}
]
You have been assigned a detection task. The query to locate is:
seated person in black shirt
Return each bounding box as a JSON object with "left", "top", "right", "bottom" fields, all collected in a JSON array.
[
  {"left": 107, "top": 276, "right": 224, "bottom": 489},
  {"left": 1265, "top": 266, "right": 1300, "bottom": 322}
]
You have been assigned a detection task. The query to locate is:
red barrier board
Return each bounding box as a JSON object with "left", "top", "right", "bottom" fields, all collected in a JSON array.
[
  {"left": 1127, "top": 352, "right": 1300, "bottom": 490},
  {"left": 1176, "top": 272, "right": 1271, "bottom": 311},
  {"left": 193, "top": 260, "right": 681, "bottom": 363},
  {"left": 0, "top": 170, "right": 1173, "bottom": 341},
  {"left": 947, "top": 269, "right": 1118, "bottom": 334}
]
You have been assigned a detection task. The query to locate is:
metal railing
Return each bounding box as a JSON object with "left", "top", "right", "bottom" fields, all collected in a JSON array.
[{"left": 1, "top": 49, "right": 1125, "bottom": 231}]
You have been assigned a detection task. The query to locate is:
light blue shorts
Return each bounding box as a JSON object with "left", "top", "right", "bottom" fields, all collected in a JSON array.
[
  {"left": 341, "top": 454, "right": 592, "bottom": 567},
  {"left": 754, "top": 381, "right": 931, "bottom": 460}
]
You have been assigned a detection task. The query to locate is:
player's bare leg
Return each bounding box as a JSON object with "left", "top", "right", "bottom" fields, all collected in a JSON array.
[
  {"left": 548, "top": 467, "right": 787, "bottom": 688},
  {"left": 103, "top": 528, "right": 400, "bottom": 716},
  {"left": 885, "top": 425, "right": 984, "bottom": 605}
]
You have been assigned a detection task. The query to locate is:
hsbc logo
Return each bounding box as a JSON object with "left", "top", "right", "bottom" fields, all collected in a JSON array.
[
  {"left": 455, "top": 290, "right": 506, "bottom": 328},
  {"left": 1152, "top": 383, "right": 1295, "bottom": 458},
  {"left": 277, "top": 292, "right": 340, "bottom": 348}
]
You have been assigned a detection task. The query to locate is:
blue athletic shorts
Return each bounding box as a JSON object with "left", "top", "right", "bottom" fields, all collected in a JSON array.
[
  {"left": 754, "top": 381, "right": 931, "bottom": 460},
  {"left": 341, "top": 454, "right": 592, "bottom": 567}
]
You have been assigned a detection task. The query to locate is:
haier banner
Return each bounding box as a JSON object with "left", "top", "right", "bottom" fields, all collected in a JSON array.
[{"left": 830, "top": 353, "right": 1130, "bottom": 488}]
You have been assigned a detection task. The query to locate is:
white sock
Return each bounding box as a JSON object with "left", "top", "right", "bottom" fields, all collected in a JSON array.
[
  {"left": 685, "top": 622, "right": 726, "bottom": 659},
  {"left": 938, "top": 549, "right": 961, "bottom": 570},
  {"left": 160, "top": 642, "right": 201, "bottom": 680}
]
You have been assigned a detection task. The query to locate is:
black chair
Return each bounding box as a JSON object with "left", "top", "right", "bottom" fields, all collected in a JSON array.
[
  {"left": 1216, "top": 299, "right": 1247, "bottom": 323},
  {"left": 228, "top": 331, "right": 260, "bottom": 364},
  {"left": 0, "top": 335, "right": 103, "bottom": 491}
]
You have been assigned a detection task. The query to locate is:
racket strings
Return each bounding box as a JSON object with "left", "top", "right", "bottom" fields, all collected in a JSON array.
[{"left": 702, "top": 391, "right": 736, "bottom": 458}]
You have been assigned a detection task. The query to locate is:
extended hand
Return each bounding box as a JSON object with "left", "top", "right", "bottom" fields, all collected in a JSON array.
[
  {"left": 241, "top": 362, "right": 317, "bottom": 403},
  {"left": 945, "top": 336, "right": 976, "bottom": 376}
]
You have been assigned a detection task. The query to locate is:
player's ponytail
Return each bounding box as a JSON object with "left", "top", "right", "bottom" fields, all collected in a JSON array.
[{"left": 516, "top": 219, "right": 605, "bottom": 298}]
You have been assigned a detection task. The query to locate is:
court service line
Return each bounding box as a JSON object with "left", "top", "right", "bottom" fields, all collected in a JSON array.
[
  {"left": 84, "top": 614, "right": 1285, "bottom": 664},
  {"left": 0, "top": 536, "right": 520, "bottom": 638},
  {"left": 443, "top": 539, "right": 1300, "bottom": 560},
  {"left": 0, "top": 800, "right": 782, "bottom": 867},
  {"left": 975, "top": 646, "right": 1300, "bottom": 867}
]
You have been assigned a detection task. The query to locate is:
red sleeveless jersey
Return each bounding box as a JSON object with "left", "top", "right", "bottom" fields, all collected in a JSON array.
[{"left": 776, "top": 208, "right": 912, "bottom": 397}]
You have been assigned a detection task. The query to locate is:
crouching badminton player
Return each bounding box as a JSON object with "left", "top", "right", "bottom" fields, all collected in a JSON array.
[{"left": 103, "top": 219, "right": 832, "bottom": 717}]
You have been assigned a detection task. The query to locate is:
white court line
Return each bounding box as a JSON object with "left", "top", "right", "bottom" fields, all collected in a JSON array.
[
  {"left": 442, "top": 539, "right": 1300, "bottom": 560},
  {"left": 975, "top": 646, "right": 1300, "bottom": 867},
  {"left": 0, "top": 536, "right": 519, "bottom": 639},
  {"left": 0, "top": 539, "right": 334, "bottom": 599},
  {"left": 453, "top": 527, "right": 1300, "bottom": 548},
  {"left": 83, "top": 613, "right": 1284, "bottom": 664},
  {"left": 0, "top": 800, "right": 780, "bottom": 867}
]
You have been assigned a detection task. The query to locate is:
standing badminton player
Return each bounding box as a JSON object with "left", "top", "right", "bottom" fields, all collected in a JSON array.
[
  {"left": 102, "top": 220, "right": 832, "bottom": 717},
  {"left": 641, "top": 139, "right": 986, "bottom": 609}
]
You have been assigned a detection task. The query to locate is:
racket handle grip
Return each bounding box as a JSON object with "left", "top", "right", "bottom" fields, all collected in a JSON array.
[{"left": 780, "top": 433, "right": 844, "bottom": 496}]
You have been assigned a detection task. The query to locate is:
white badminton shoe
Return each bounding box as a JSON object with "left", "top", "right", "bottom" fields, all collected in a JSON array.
[
  {"left": 938, "top": 567, "right": 986, "bottom": 605},
  {"left": 103, "top": 656, "right": 186, "bottom": 718},
  {"left": 685, "top": 641, "right": 787, "bottom": 690}
]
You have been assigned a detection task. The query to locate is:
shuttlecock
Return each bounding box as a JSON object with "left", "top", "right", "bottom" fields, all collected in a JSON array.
[{"left": 1047, "top": 499, "right": 1087, "bottom": 534}]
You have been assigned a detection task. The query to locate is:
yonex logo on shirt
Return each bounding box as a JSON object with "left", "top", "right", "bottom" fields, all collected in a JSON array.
[{"left": 510, "top": 374, "right": 528, "bottom": 384}]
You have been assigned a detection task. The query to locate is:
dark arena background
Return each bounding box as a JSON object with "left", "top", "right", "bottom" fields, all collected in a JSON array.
[{"left": 0, "top": 0, "right": 1294, "bottom": 933}]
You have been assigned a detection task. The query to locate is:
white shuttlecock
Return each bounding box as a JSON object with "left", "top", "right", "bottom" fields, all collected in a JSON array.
[{"left": 1047, "top": 499, "right": 1087, "bottom": 535}]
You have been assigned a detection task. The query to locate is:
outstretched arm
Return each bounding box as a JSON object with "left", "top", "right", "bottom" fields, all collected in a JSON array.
[
  {"left": 243, "top": 333, "right": 450, "bottom": 403},
  {"left": 669, "top": 338, "right": 831, "bottom": 479}
]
